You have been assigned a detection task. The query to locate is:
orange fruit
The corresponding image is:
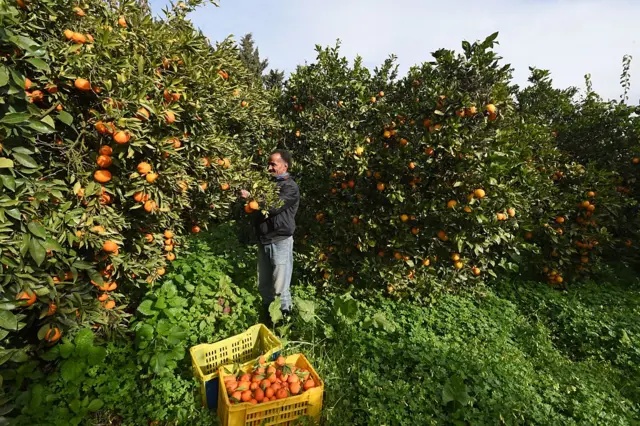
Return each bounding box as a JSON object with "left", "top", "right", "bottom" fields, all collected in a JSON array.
[
  {"left": 73, "top": 6, "right": 85, "bottom": 16},
  {"left": 437, "top": 230, "right": 448, "bottom": 241},
  {"left": 587, "top": 204, "right": 596, "bottom": 212},
  {"left": 465, "top": 106, "right": 478, "bottom": 115},
  {"left": 157, "top": 267, "right": 166, "bottom": 276},
  {"left": 144, "top": 233, "right": 154, "bottom": 243},
  {"left": 96, "top": 155, "right": 112, "bottom": 168},
  {"left": 454, "top": 261, "right": 463, "bottom": 270},
  {"left": 113, "top": 131, "right": 131, "bottom": 144},
  {"left": 46, "top": 302, "right": 57, "bottom": 316},
  {"left": 145, "top": 172, "right": 158, "bottom": 183},
  {"left": 16, "top": 290, "right": 36, "bottom": 306},
  {"left": 133, "top": 192, "right": 148, "bottom": 202},
  {"left": 166, "top": 252, "right": 176, "bottom": 261},
  {"left": 220, "top": 183, "right": 230, "bottom": 191},
  {"left": 144, "top": 200, "right": 157, "bottom": 213},
  {"left": 118, "top": 16, "right": 127, "bottom": 27},
  {"left": 45, "top": 327, "right": 62, "bottom": 343},
  {"left": 488, "top": 112, "right": 498, "bottom": 121},
  {"left": 472, "top": 267, "right": 481, "bottom": 276},
  {"left": 249, "top": 200, "right": 259, "bottom": 211},
  {"left": 447, "top": 200, "right": 457, "bottom": 209},
  {"left": 191, "top": 225, "right": 201, "bottom": 233},
  {"left": 555, "top": 216, "right": 565, "bottom": 224},
  {"left": 64, "top": 29, "right": 74, "bottom": 40},
  {"left": 71, "top": 32, "right": 87, "bottom": 44},
  {"left": 463, "top": 206, "right": 472, "bottom": 213},
  {"left": 137, "top": 107, "right": 150, "bottom": 120},
  {"left": 27, "top": 90, "right": 44, "bottom": 102},
  {"left": 633, "top": 157, "right": 640, "bottom": 164},
  {"left": 485, "top": 104, "right": 497, "bottom": 114},
  {"left": 586, "top": 191, "right": 596, "bottom": 198},
  {"left": 276, "top": 356, "right": 286, "bottom": 367},
  {"left": 99, "top": 145, "right": 113, "bottom": 156},
  {"left": 164, "top": 244, "right": 174, "bottom": 252},
  {"left": 74, "top": 78, "right": 91, "bottom": 91},
  {"left": 276, "top": 389, "right": 288, "bottom": 400},
  {"left": 105, "top": 300, "right": 116, "bottom": 309},
  {"left": 524, "top": 232, "right": 533, "bottom": 239},
  {"left": 165, "top": 111, "right": 176, "bottom": 124},
  {"left": 303, "top": 379, "right": 315, "bottom": 390},
  {"left": 103, "top": 240, "right": 119, "bottom": 253},
  {"left": 400, "top": 214, "right": 409, "bottom": 222},
  {"left": 473, "top": 188, "right": 486, "bottom": 199},
  {"left": 199, "top": 182, "right": 208, "bottom": 191},
  {"left": 164, "top": 230, "right": 174, "bottom": 239},
  {"left": 451, "top": 253, "right": 460, "bottom": 261},
  {"left": 376, "top": 182, "right": 385, "bottom": 191},
  {"left": 411, "top": 227, "right": 419, "bottom": 235},
  {"left": 507, "top": 208, "right": 516, "bottom": 217},
  {"left": 94, "top": 170, "right": 112, "bottom": 183},
  {"left": 137, "top": 162, "right": 152, "bottom": 175},
  {"left": 24, "top": 77, "right": 32, "bottom": 90},
  {"left": 98, "top": 293, "right": 109, "bottom": 302},
  {"left": 86, "top": 34, "right": 94, "bottom": 43}
]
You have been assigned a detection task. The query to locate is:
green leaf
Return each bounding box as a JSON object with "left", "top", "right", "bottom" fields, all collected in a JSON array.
[
  {"left": 40, "top": 346, "right": 60, "bottom": 361},
  {"left": 27, "top": 119, "right": 55, "bottom": 133},
  {"left": 25, "top": 58, "right": 50, "bottom": 73},
  {"left": 27, "top": 221, "right": 47, "bottom": 238},
  {"left": 269, "top": 298, "right": 283, "bottom": 325},
  {"left": 60, "top": 359, "right": 86, "bottom": 382},
  {"left": 371, "top": 312, "right": 396, "bottom": 332},
  {"left": 137, "top": 300, "right": 155, "bottom": 316},
  {"left": 87, "top": 346, "right": 107, "bottom": 366},
  {"left": 86, "top": 269, "right": 103, "bottom": 285},
  {"left": 294, "top": 297, "right": 316, "bottom": 323},
  {"left": 87, "top": 399, "right": 104, "bottom": 412},
  {"left": 0, "top": 175, "right": 16, "bottom": 190},
  {"left": 74, "top": 328, "right": 94, "bottom": 356},
  {"left": 28, "top": 237, "right": 46, "bottom": 266},
  {"left": 0, "top": 159, "right": 14, "bottom": 169},
  {"left": 12, "top": 152, "right": 38, "bottom": 168},
  {"left": 41, "top": 115, "right": 55, "bottom": 129},
  {"left": 0, "top": 65, "right": 8, "bottom": 87},
  {"left": 0, "top": 112, "right": 30, "bottom": 124},
  {"left": 137, "top": 324, "right": 154, "bottom": 340},
  {"left": 57, "top": 111, "right": 73, "bottom": 126},
  {"left": 442, "top": 375, "right": 473, "bottom": 406},
  {"left": 0, "top": 310, "right": 18, "bottom": 330},
  {"left": 59, "top": 342, "right": 75, "bottom": 359}
]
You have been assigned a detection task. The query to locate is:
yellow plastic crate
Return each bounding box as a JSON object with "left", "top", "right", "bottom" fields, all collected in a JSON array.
[
  {"left": 190, "top": 324, "right": 282, "bottom": 409},
  {"left": 217, "top": 353, "right": 324, "bottom": 426}
]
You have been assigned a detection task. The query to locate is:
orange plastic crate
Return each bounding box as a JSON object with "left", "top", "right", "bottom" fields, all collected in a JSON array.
[{"left": 217, "top": 353, "right": 324, "bottom": 426}]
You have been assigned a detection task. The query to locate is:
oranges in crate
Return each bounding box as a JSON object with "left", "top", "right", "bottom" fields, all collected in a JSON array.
[{"left": 223, "top": 355, "right": 316, "bottom": 405}]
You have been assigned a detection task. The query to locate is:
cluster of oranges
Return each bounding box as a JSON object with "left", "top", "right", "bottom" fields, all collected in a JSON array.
[
  {"left": 224, "top": 355, "right": 317, "bottom": 405},
  {"left": 92, "top": 264, "right": 117, "bottom": 309}
]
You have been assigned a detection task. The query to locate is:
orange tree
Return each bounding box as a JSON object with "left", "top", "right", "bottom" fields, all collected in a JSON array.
[
  {"left": 276, "top": 35, "right": 638, "bottom": 296},
  {"left": 0, "top": 0, "right": 279, "bottom": 356},
  {"left": 518, "top": 67, "right": 640, "bottom": 268}
]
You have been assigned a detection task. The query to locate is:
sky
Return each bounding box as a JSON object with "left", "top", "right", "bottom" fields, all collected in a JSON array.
[{"left": 149, "top": 0, "right": 640, "bottom": 102}]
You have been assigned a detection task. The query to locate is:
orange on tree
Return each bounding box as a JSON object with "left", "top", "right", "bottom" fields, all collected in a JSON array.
[
  {"left": 118, "top": 16, "right": 127, "bottom": 27},
  {"left": 447, "top": 200, "right": 457, "bottom": 209},
  {"left": 376, "top": 182, "right": 385, "bottom": 191},
  {"left": 473, "top": 188, "right": 486, "bottom": 199},
  {"left": 485, "top": 103, "right": 497, "bottom": 114},
  {"left": 144, "top": 200, "right": 157, "bottom": 213},
  {"left": 113, "top": 131, "right": 131, "bottom": 144},
  {"left": 102, "top": 240, "right": 119, "bottom": 253},
  {"left": 74, "top": 78, "right": 91, "bottom": 91},
  {"left": 137, "top": 162, "right": 152, "bottom": 175},
  {"left": 96, "top": 155, "right": 112, "bottom": 168},
  {"left": 45, "top": 327, "right": 62, "bottom": 344},
  {"left": 94, "top": 170, "right": 112, "bottom": 183},
  {"left": 164, "top": 230, "right": 174, "bottom": 239},
  {"left": 145, "top": 172, "right": 159, "bottom": 183},
  {"left": 16, "top": 291, "right": 36, "bottom": 307},
  {"left": 165, "top": 110, "right": 176, "bottom": 124},
  {"left": 220, "top": 183, "right": 230, "bottom": 191},
  {"left": 191, "top": 225, "right": 201, "bottom": 233},
  {"left": 99, "top": 145, "right": 113, "bottom": 156}
]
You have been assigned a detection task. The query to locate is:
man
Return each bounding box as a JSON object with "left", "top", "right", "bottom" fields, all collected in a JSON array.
[{"left": 241, "top": 150, "right": 299, "bottom": 324}]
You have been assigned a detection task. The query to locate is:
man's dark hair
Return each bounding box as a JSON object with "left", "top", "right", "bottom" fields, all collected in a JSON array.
[{"left": 273, "top": 149, "right": 292, "bottom": 167}]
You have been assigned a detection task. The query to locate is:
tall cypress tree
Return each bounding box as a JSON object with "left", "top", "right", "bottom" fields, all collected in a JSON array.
[{"left": 239, "top": 33, "right": 285, "bottom": 91}]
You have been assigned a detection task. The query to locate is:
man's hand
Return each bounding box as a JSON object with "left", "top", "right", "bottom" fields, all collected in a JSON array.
[{"left": 240, "top": 189, "right": 250, "bottom": 199}]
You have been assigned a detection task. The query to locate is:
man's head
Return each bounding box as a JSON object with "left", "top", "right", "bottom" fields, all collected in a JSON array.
[{"left": 268, "top": 150, "right": 291, "bottom": 176}]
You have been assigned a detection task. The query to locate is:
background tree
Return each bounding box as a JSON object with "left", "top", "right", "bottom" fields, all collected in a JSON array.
[{"left": 239, "top": 33, "right": 285, "bottom": 90}]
